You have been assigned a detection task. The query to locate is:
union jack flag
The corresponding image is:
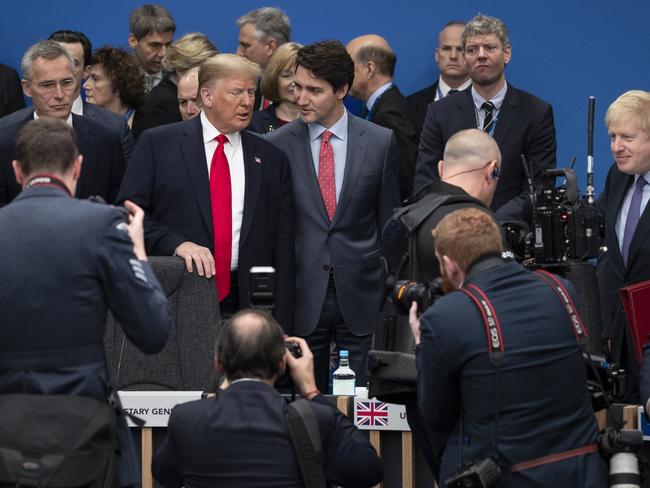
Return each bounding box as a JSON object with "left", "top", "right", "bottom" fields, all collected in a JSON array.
[{"left": 355, "top": 400, "right": 389, "bottom": 427}]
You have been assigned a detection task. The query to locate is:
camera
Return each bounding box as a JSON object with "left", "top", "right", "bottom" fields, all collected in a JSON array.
[
  {"left": 445, "top": 457, "right": 502, "bottom": 488},
  {"left": 390, "top": 277, "right": 444, "bottom": 315},
  {"left": 249, "top": 266, "right": 275, "bottom": 311},
  {"left": 599, "top": 427, "right": 643, "bottom": 488},
  {"left": 285, "top": 342, "right": 302, "bottom": 358}
]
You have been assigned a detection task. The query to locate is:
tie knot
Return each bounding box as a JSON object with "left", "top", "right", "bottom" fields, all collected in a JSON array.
[
  {"left": 482, "top": 101, "right": 495, "bottom": 112},
  {"left": 321, "top": 130, "right": 332, "bottom": 143},
  {"left": 216, "top": 134, "right": 229, "bottom": 145},
  {"left": 636, "top": 176, "right": 647, "bottom": 189},
  {"left": 448, "top": 89, "right": 459, "bottom": 95}
]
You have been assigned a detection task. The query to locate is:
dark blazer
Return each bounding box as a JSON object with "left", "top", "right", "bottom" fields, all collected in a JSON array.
[
  {"left": 0, "top": 110, "right": 125, "bottom": 206},
  {"left": 266, "top": 114, "right": 401, "bottom": 336},
  {"left": 417, "top": 260, "right": 607, "bottom": 486},
  {"left": 248, "top": 105, "right": 283, "bottom": 134},
  {"left": 0, "top": 63, "right": 24, "bottom": 117},
  {"left": 413, "top": 85, "right": 557, "bottom": 222},
  {"left": 131, "top": 75, "right": 182, "bottom": 139},
  {"left": 369, "top": 85, "right": 418, "bottom": 200},
  {"left": 83, "top": 101, "right": 135, "bottom": 163},
  {"left": 406, "top": 81, "right": 437, "bottom": 137},
  {"left": 152, "top": 381, "right": 382, "bottom": 488},
  {"left": 0, "top": 186, "right": 170, "bottom": 486},
  {"left": 118, "top": 116, "right": 295, "bottom": 331},
  {"left": 597, "top": 164, "right": 650, "bottom": 394}
]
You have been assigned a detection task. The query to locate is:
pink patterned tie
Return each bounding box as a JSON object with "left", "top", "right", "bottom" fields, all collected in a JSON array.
[{"left": 318, "top": 130, "right": 336, "bottom": 221}]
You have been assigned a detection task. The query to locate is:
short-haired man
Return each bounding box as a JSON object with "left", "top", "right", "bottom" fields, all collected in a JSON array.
[
  {"left": 152, "top": 310, "right": 382, "bottom": 487},
  {"left": 347, "top": 34, "right": 418, "bottom": 199},
  {"left": 119, "top": 54, "right": 294, "bottom": 330},
  {"left": 267, "top": 40, "right": 400, "bottom": 393},
  {"left": 0, "top": 117, "right": 170, "bottom": 487},
  {"left": 0, "top": 40, "right": 125, "bottom": 205},
  {"left": 411, "top": 207, "right": 607, "bottom": 486},
  {"left": 236, "top": 6, "right": 291, "bottom": 110},
  {"left": 128, "top": 3, "right": 176, "bottom": 91},
  {"left": 599, "top": 90, "right": 650, "bottom": 401},
  {"left": 48, "top": 29, "right": 135, "bottom": 162},
  {"left": 413, "top": 14, "right": 557, "bottom": 222},
  {"left": 407, "top": 21, "right": 471, "bottom": 135},
  {"left": 177, "top": 67, "right": 200, "bottom": 121}
]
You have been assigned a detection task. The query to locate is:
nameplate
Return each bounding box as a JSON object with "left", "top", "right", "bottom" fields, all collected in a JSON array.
[
  {"left": 119, "top": 391, "right": 203, "bottom": 427},
  {"left": 354, "top": 398, "right": 410, "bottom": 431}
]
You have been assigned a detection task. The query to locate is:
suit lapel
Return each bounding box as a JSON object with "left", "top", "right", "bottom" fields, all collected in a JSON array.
[
  {"left": 458, "top": 90, "right": 476, "bottom": 129},
  {"left": 288, "top": 122, "right": 329, "bottom": 222},
  {"left": 239, "top": 131, "right": 262, "bottom": 246},
  {"left": 608, "top": 173, "right": 634, "bottom": 270},
  {"left": 492, "top": 85, "right": 518, "bottom": 146},
  {"left": 179, "top": 117, "right": 212, "bottom": 235},
  {"left": 625, "top": 178, "right": 650, "bottom": 269},
  {"left": 331, "top": 115, "right": 367, "bottom": 227},
  {"left": 72, "top": 114, "right": 92, "bottom": 198}
]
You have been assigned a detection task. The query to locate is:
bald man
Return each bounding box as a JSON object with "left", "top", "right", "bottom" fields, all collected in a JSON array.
[{"left": 347, "top": 35, "right": 417, "bottom": 199}]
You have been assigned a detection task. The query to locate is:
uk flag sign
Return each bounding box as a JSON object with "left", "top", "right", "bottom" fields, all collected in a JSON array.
[{"left": 355, "top": 400, "right": 389, "bottom": 427}]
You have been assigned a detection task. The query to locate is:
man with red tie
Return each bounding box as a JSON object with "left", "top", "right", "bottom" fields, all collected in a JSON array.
[
  {"left": 267, "top": 40, "right": 400, "bottom": 393},
  {"left": 118, "top": 54, "right": 294, "bottom": 330}
]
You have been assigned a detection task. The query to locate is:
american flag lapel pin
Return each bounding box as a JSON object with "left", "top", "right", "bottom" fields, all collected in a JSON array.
[{"left": 254, "top": 156, "right": 262, "bottom": 164}]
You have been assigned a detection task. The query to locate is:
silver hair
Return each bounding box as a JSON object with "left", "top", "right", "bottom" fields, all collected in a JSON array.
[
  {"left": 21, "top": 40, "right": 74, "bottom": 80},
  {"left": 236, "top": 7, "right": 291, "bottom": 45},
  {"left": 461, "top": 14, "right": 510, "bottom": 50}
]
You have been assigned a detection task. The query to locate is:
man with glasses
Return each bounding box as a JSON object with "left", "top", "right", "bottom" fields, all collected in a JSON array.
[
  {"left": 0, "top": 40, "right": 125, "bottom": 205},
  {"left": 413, "top": 14, "right": 556, "bottom": 223}
]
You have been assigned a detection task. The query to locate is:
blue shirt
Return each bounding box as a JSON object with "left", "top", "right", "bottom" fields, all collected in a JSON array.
[
  {"left": 308, "top": 110, "right": 348, "bottom": 201},
  {"left": 615, "top": 170, "right": 650, "bottom": 249},
  {"left": 471, "top": 82, "right": 508, "bottom": 135}
]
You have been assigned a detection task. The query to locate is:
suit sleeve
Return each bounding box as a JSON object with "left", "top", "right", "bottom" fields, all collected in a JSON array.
[
  {"left": 378, "top": 132, "right": 401, "bottom": 229},
  {"left": 311, "top": 395, "right": 383, "bottom": 487},
  {"left": 152, "top": 407, "right": 185, "bottom": 487},
  {"left": 107, "top": 130, "right": 126, "bottom": 204},
  {"left": 416, "top": 300, "right": 462, "bottom": 432},
  {"left": 413, "top": 102, "right": 444, "bottom": 194},
  {"left": 118, "top": 131, "right": 190, "bottom": 255},
  {"left": 272, "top": 152, "right": 296, "bottom": 333},
  {"left": 97, "top": 210, "right": 170, "bottom": 354},
  {"left": 495, "top": 102, "right": 557, "bottom": 222}
]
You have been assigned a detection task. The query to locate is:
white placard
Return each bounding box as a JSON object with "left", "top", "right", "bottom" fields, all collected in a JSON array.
[
  {"left": 354, "top": 398, "right": 410, "bottom": 431},
  {"left": 119, "top": 391, "right": 203, "bottom": 427}
]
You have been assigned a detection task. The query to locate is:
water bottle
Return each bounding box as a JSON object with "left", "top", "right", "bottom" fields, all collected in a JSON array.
[{"left": 332, "top": 350, "right": 356, "bottom": 396}]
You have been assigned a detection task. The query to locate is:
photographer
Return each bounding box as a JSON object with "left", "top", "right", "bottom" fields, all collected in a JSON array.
[
  {"left": 153, "top": 309, "right": 383, "bottom": 488},
  {"left": 410, "top": 208, "right": 606, "bottom": 486}
]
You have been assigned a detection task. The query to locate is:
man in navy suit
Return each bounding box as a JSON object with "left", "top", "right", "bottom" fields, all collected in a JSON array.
[
  {"left": 0, "top": 41, "right": 125, "bottom": 206},
  {"left": 119, "top": 54, "right": 294, "bottom": 330},
  {"left": 411, "top": 208, "right": 607, "bottom": 486},
  {"left": 267, "top": 40, "right": 400, "bottom": 393},
  {"left": 153, "top": 310, "right": 382, "bottom": 487},
  {"left": 413, "top": 14, "right": 556, "bottom": 222},
  {"left": 0, "top": 63, "right": 24, "bottom": 117},
  {"left": 599, "top": 90, "right": 650, "bottom": 402}
]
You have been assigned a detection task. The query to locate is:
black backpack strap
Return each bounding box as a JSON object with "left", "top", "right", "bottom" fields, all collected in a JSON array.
[
  {"left": 286, "top": 399, "right": 327, "bottom": 488},
  {"left": 534, "top": 270, "right": 590, "bottom": 348}
]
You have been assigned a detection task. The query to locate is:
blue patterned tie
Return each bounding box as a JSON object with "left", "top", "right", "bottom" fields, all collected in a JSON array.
[{"left": 622, "top": 176, "right": 647, "bottom": 265}]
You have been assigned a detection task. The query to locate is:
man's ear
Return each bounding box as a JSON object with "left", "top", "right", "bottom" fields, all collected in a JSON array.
[
  {"left": 72, "top": 154, "right": 83, "bottom": 181},
  {"left": 438, "top": 160, "right": 445, "bottom": 178},
  {"left": 200, "top": 86, "right": 213, "bottom": 108},
  {"left": 440, "top": 255, "right": 463, "bottom": 287},
  {"left": 266, "top": 38, "right": 278, "bottom": 57},
  {"left": 365, "top": 61, "right": 376, "bottom": 79},
  {"left": 215, "top": 358, "right": 226, "bottom": 373},
  {"left": 504, "top": 45, "right": 512, "bottom": 65},
  {"left": 335, "top": 83, "right": 349, "bottom": 101},
  {"left": 12, "top": 160, "right": 25, "bottom": 186},
  {"left": 127, "top": 33, "right": 138, "bottom": 50},
  {"left": 21, "top": 79, "right": 32, "bottom": 98}
]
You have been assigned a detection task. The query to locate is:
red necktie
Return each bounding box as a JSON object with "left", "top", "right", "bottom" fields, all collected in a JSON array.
[
  {"left": 209, "top": 134, "right": 232, "bottom": 301},
  {"left": 318, "top": 130, "right": 336, "bottom": 221}
]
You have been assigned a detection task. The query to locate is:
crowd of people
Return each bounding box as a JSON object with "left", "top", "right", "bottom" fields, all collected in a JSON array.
[{"left": 0, "top": 3, "right": 649, "bottom": 487}]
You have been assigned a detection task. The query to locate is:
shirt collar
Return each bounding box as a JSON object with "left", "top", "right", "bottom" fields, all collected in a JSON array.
[
  {"left": 366, "top": 81, "right": 393, "bottom": 111},
  {"left": 471, "top": 81, "right": 508, "bottom": 112},
  {"left": 71, "top": 95, "right": 83, "bottom": 116},
  {"left": 200, "top": 111, "right": 242, "bottom": 149},
  {"left": 308, "top": 108, "right": 348, "bottom": 143},
  {"left": 437, "top": 77, "right": 471, "bottom": 97},
  {"left": 34, "top": 110, "right": 73, "bottom": 127}
]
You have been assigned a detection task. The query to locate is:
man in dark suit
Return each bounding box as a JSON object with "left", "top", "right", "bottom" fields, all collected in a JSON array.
[
  {"left": 48, "top": 30, "right": 135, "bottom": 162},
  {"left": 0, "top": 63, "right": 24, "bottom": 117},
  {"left": 599, "top": 90, "right": 650, "bottom": 401},
  {"left": 119, "top": 53, "right": 294, "bottom": 330},
  {"left": 346, "top": 34, "right": 418, "bottom": 200},
  {"left": 413, "top": 14, "right": 556, "bottom": 222},
  {"left": 267, "top": 40, "right": 400, "bottom": 393},
  {"left": 411, "top": 208, "right": 607, "bottom": 486},
  {"left": 0, "top": 41, "right": 125, "bottom": 206},
  {"left": 0, "top": 118, "right": 170, "bottom": 487},
  {"left": 406, "top": 21, "right": 470, "bottom": 136},
  {"left": 153, "top": 310, "right": 382, "bottom": 487}
]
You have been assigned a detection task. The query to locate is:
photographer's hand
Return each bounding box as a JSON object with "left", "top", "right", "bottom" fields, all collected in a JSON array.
[
  {"left": 284, "top": 337, "right": 319, "bottom": 399},
  {"left": 123, "top": 200, "right": 147, "bottom": 261},
  {"left": 409, "top": 301, "right": 421, "bottom": 346}
]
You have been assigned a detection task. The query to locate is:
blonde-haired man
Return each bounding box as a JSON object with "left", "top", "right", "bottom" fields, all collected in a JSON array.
[{"left": 119, "top": 53, "right": 295, "bottom": 330}]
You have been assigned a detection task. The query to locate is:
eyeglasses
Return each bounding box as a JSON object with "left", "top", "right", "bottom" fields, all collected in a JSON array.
[
  {"left": 464, "top": 44, "right": 502, "bottom": 57},
  {"left": 445, "top": 160, "right": 501, "bottom": 180},
  {"left": 31, "top": 78, "right": 76, "bottom": 93}
]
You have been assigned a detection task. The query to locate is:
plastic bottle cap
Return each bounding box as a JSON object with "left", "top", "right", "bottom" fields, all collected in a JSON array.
[{"left": 339, "top": 350, "right": 349, "bottom": 357}]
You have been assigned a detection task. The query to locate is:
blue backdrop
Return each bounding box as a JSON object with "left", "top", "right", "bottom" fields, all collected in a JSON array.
[{"left": 1, "top": 0, "right": 648, "bottom": 194}]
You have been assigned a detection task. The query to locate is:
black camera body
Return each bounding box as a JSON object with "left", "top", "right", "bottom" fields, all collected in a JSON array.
[
  {"left": 390, "top": 277, "right": 444, "bottom": 315},
  {"left": 445, "top": 457, "right": 502, "bottom": 488}
]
